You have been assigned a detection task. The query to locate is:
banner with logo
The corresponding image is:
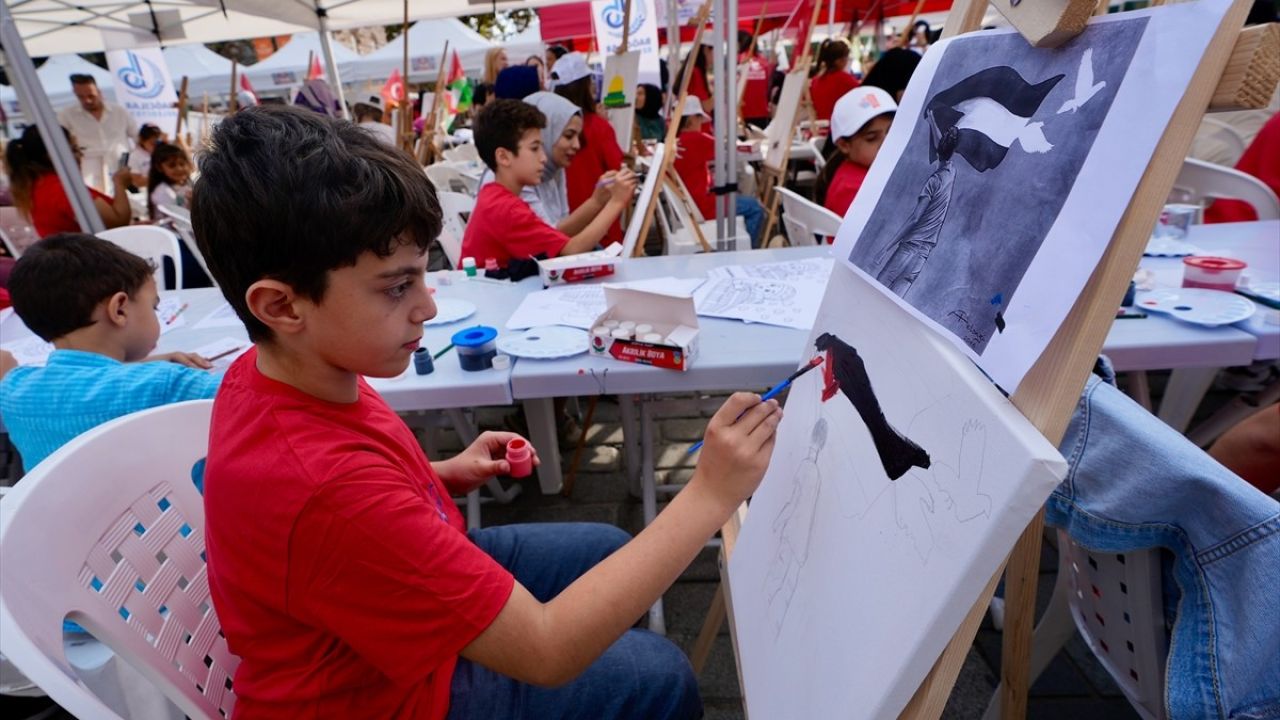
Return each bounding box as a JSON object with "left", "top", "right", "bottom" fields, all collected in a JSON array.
[
  {"left": 592, "top": 0, "right": 661, "bottom": 86},
  {"left": 106, "top": 47, "right": 179, "bottom": 130},
  {"left": 654, "top": 0, "right": 703, "bottom": 27}
]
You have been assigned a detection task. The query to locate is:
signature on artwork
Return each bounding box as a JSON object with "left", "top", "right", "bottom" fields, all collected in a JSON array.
[{"left": 946, "top": 309, "right": 987, "bottom": 347}]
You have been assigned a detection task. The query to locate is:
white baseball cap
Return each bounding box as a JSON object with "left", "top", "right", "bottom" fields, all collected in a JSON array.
[
  {"left": 680, "top": 95, "right": 710, "bottom": 119},
  {"left": 830, "top": 86, "right": 897, "bottom": 140},
  {"left": 550, "top": 52, "right": 591, "bottom": 87}
]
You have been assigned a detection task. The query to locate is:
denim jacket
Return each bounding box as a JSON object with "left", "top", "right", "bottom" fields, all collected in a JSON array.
[{"left": 1046, "top": 369, "right": 1280, "bottom": 720}]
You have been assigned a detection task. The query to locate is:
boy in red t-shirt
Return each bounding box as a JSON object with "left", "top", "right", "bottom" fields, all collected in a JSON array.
[
  {"left": 462, "top": 99, "right": 632, "bottom": 269},
  {"left": 192, "top": 105, "right": 781, "bottom": 720},
  {"left": 816, "top": 87, "right": 897, "bottom": 219}
]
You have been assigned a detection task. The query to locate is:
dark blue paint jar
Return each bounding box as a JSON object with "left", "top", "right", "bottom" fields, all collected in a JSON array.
[
  {"left": 413, "top": 347, "right": 435, "bottom": 375},
  {"left": 452, "top": 325, "right": 499, "bottom": 372}
]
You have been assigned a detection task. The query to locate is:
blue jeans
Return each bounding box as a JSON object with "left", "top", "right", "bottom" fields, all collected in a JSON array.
[
  {"left": 1047, "top": 366, "right": 1280, "bottom": 719},
  {"left": 736, "top": 195, "right": 765, "bottom": 249},
  {"left": 446, "top": 523, "right": 703, "bottom": 720}
]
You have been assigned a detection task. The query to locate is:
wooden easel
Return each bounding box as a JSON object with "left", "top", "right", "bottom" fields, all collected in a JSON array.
[
  {"left": 630, "top": 0, "right": 715, "bottom": 257},
  {"left": 692, "top": 1, "right": 1276, "bottom": 718},
  {"left": 757, "top": 0, "right": 824, "bottom": 245},
  {"left": 416, "top": 41, "right": 451, "bottom": 167}
]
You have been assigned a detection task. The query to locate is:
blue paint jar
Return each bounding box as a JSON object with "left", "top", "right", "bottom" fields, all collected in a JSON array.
[
  {"left": 452, "top": 325, "right": 498, "bottom": 372},
  {"left": 413, "top": 347, "right": 435, "bottom": 375}
]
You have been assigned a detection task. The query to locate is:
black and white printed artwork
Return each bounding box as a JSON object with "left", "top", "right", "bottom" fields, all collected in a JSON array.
[{"left": 849, "top": 18, "right": 1147, "bottom": 354}]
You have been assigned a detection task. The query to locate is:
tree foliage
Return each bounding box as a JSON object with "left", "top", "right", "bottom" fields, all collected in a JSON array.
[{"left": 462, "top": 9, "right": 535, "bottom": 41}]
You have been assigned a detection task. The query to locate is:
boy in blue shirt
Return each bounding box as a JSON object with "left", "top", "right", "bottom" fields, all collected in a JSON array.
[{"left": 0, "top": 233, "right": 221, "bottom": 471}]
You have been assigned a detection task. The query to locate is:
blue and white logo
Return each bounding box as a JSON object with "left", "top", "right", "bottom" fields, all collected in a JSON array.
[
  {"left": 600, "top": 0, "right": 646, "bottom": 38},
  {"left": 115, "top": 51, "right": 166, "bottom": 99}
]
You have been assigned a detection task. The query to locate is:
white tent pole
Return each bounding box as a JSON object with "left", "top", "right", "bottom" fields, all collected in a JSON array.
[
  {"left": 666, "top": 0, "right": 679, "bottom": 115},
  {"left": 0, "top": 1, "right": 104, "bottom": 234},
  {"left": 712, "top": 0, "right": 737, "bottom": 248},
  {"left": 315, "top": 7, "right": 348, "bottom": 118},
  {"left": 827, "top": 0, "right": 836, "bottom": 36}
]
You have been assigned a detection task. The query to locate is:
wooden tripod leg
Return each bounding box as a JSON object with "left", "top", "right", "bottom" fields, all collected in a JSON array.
[
  {"left": 663, "top": 173, "right": 714, "bottom": 252},
  {"left": 561, "top": 396, "right": 599, "bottom": 498},
  {"left": 690, "top": 583, "right": 726, "bottom": 675}
]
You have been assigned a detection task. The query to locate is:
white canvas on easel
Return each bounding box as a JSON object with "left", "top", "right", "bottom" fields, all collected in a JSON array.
[
  {"left": 763, "top": 71, "right": 808, "bottom": 172},
  {"left": 620, "top": 144, "right": 665, "bottom": 258},
  {"left": 603, "top": 51, "right": 642, "bottom": 151},
  {"left": 728, "top": 261, "right": 1067, "bottom": 720}
]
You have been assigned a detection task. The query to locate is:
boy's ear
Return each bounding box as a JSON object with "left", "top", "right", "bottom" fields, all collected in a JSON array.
[
  {"left": 494, "top": 146, "right": 513, "bottom": 168},
  {"left": 245, "top": 279, "right": 305, "bottom": 336},
  {"left": 103, "top": 291, "right": 131, "bottom": 329}
]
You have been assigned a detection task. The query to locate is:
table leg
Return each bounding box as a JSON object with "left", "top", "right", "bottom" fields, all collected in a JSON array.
[
  {"left": 619, "top": 394, "right": 642, "bottom": 497},
  {"left": 522, "top": 398, "right": 563, "bottom": 494},
  {"left": 1156, "top": 366, "right": 1219, "bottom": 433}
]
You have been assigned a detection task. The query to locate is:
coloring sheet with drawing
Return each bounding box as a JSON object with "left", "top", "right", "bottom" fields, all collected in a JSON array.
[
  {"left": 709, "top": 257, "right": 835, "bottom": 284},
  {"left": 505, "top": 277, "right": 707, "bottom": 330},
  {"left": 729, "top": 262, "right": 1066, "bottom": 719},
  {"left": 834, "top": 0, "right": 1230, "bottom": 392},
  {"left": 693, "top": 275, "right": 825, "bottom": 329}
]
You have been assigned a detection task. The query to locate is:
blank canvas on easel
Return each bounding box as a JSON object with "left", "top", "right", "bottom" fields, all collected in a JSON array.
[
  {"left": 763, "top": 71, "right": 808, "bottom": 171},
  {"left": 837, "top": 0, "right": 1233, "bottom": 393}
]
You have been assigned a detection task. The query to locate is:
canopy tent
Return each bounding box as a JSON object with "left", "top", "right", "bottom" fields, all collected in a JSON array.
[
  {"left": 240, "top": 32, "right": 361, "bottom": 95},
  {"left": 344, "top": 19, "right": 489, "bottom": 85},
  {"left": 163, "top": 43, "right": 235, "bottom": 99},
  {"left": 2, "top": 0, "right": 311, "bottom": 57},
  {"left": 220, "top": 0, "right": 576, "bottom": 33}
]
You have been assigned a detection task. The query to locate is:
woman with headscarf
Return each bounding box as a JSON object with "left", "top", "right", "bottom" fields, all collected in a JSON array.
[
  {"left": 552, "top": 52, "right": 628, "bottom": 245},
  {"left": 634, "top": 84, "right": 666, "bottom": 141},
  {"left": 479, "top": 92, "right": 636, "bottom": 245}
]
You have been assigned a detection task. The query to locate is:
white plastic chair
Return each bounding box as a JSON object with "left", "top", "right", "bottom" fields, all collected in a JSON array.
[
  {"left": 983, "top": 531, "right": 1169, "bottom": 720},
  {"left": 777, "top": 186, "right": 843, "bottom": 246},
  {"left": 98, "top": 226, "right": 184, "bottom": 290},
  {"left": 442, "top": 143, "right": 480, "bottom": 164},
  {"left": 155, "top": 205, "right": 215, "bottom": 285},
  {"left": 0, "top": 400, "right": 239, "bottom": 720},
  {"left": 425, "top": 163, "right": 476, "bottom": 196},
  {"left": 1171, "top": 157, "right": 1280, "bottom": 220},
  {"left": 436, "top": 191, "right": 474, "bottom": 269},
  {"left": 1189, "top": 117, "right": 1247, "bottom": 167},
  {"left": 809, "top": 137, "right": 828, "bottom": 172}
]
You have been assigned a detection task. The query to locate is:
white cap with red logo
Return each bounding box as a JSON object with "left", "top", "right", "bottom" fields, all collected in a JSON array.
[{"left": 830, "top": 86, "right": 897, "bottom": 140}]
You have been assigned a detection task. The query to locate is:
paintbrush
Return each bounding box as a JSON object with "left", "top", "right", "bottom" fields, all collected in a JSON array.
[{"left": 687, "top": 355, "right": 824, "bottom": 455}]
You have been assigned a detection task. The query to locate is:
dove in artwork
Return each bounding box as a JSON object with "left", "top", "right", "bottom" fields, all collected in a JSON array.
[{"left": 1057, "top": 48, "right": 1107, "bottom": 114}]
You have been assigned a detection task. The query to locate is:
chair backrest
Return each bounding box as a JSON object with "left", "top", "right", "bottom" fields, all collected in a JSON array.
[
  {"left": 442, "top": 143, "right": 480, "bottom": 163},
  {"left": 1189, "top": 117, "right": 1247, "bottom": 167},
  {"left": 425, "top": 163, "right": 473, "bottom": 195},
  {"left": 1061, "top": 533, "right": 1168, "bottom": 720},
  {"left": 1172, "top": 157, "right": 1280, "bottom": 220},
  {"left": 436, "top": 191, "right": 474, "bottom": 269},
  {"left": 0, "top": 400, "right": 239, "bottom": 720},
  {"left": 98, "top": 226, "right": 184, "bottom": 290},
  {"left": 155, "top": 206, "right": 215, "bottom": 284},
  {"left": 777, "top": 186, "right": 842, "bottom": 246}
]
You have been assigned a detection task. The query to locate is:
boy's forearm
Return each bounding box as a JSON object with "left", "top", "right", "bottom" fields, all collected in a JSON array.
[
  {"left": 558, "top": 196, "right": 604, "bottom": 236},
  {"left": 538, "top": 473, "right": 733, "bottom": 680}
]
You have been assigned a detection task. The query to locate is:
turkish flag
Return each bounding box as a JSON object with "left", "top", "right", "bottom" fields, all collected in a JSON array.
[{"left": 381, "top": 68, "right": 406, "bottom": 109}]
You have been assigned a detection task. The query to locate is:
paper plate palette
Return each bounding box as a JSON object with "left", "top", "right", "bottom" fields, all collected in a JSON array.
[
  {"left": 1136, "top": 288, "right": 1256, "bottom": 327},
  {"left": 1143, "top": 237, "right": 1201, "bottom": 257},
  {"left": 496, "top": 326, "right": 589, "bottom": 359},
  {"left": 424, "top": 298, "right": 477, "bottom": 326}
]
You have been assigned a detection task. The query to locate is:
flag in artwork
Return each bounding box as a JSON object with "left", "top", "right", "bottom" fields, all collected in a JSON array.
[{"left": 925, "top": 66, "right": 1064, "bottom": 172}]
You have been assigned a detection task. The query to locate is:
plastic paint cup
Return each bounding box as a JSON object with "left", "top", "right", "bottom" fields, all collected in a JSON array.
[
  {"left": 618, "top": 320, "right": 637, "bottom": 332},
  {"left": 505, "top": 437, "right": 534, "bottom": 478},
  {"left": 642, "top": 332, "right": 663, "bottom": 343},
  {"left": 611, "top": 328, "right": 633, "bottom": 341},
  {"left": 1182, "top": 256, "right": 1246, "bottom": 291},
  {"left": 491, "top": 354, "right": 511, "bottom": 370},
  {"left": 452, "top": 326, "right": 499, "bottom": 371},
  {"left": 413, "top": 347, "right": 435, "bottom": 375},
  {"left": 461, "top": 257, "right": 477, "bottom": 277},
  {"left": 635, "top": 323, "right": 654, "bottom": 335},
  {"left": 603, "top": 320, "right": 621, "bottom": 329},
  {"left": 484, "top": 258, "right": 500, "bottom": 272},
  {"left": 1154, "top": 204, "right": 1200, "bottom": 240}
]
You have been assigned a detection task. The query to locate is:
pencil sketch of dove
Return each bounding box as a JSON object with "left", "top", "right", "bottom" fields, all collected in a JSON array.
[{"left": 1057, "top": 48, "right": 1106, "bottom": 114}]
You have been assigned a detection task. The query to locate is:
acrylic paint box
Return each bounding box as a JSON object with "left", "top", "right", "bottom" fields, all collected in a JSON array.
[
  {"left": 537, "top": 244, "right": 623, "bottom": 287},
  {"left": 588, "top": 286, "right": 700, "bottom": 372}
]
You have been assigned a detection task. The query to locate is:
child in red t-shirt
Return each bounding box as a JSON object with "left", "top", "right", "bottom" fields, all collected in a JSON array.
[
  {"left": 808, "top": 39, "right": 861, "bottom": 124},
  {"left": 673, "top": 97, "right": 766, "bottom": 246},
  {"left": 463, "top": 99, "right": 634, "bottom": 270},
  {"left": 815, "top": 87, "right": 897, "bottom": 219},
  {"left": 192, "top": 104, "right": 781, "bottom": 720}
]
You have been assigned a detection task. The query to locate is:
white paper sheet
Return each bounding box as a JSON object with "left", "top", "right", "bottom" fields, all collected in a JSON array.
[
  {"left": 0, "top": 335, "right": 55, "bottom": 366},
  {"left": 193, "top": 302, "right": 244, "bottom": 330},
  {"left": 505, "top": 277, "right": 706, "bottom": 330},
  {"left": 729, "top": 262, "right": 1066, "bottom": 720},
  {"left": 832, "top": 0, "right": 1230, "bottom": 393},
  {"left": 189, "top": 337, "right": 252, "bottom": 371},
  {"left": 723, "top": 257, "right": 834, "bottom": 284},
  {"left": 693, "top": 275, "right": 825, "bottom": 329},
  {"left": 157, "top": 296, "right": 187, "bottom": 334}
]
